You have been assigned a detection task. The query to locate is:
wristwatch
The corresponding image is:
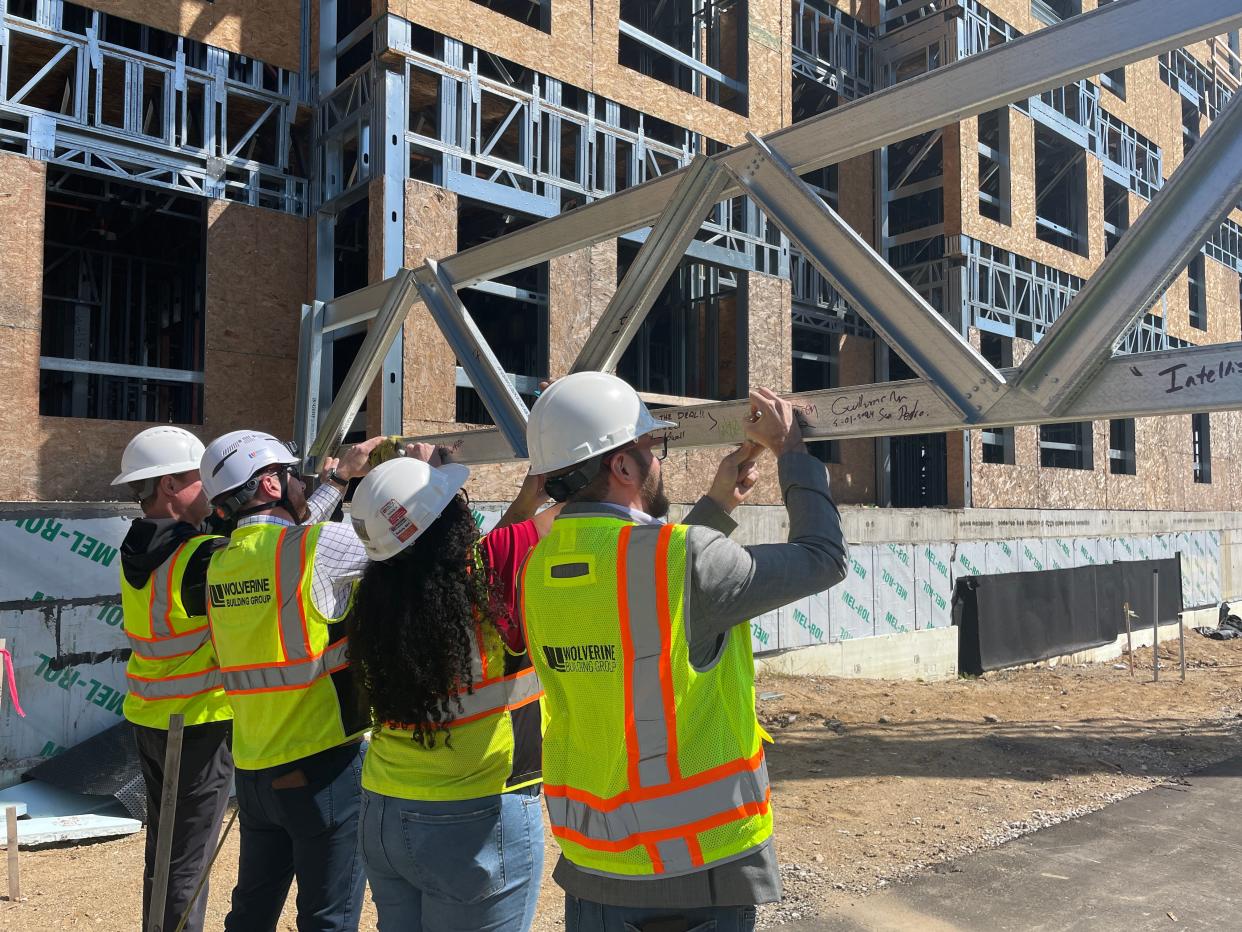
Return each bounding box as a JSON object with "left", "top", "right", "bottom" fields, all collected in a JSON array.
[{"left": 326, "top": 468, "right": 349, "bottom": 488}]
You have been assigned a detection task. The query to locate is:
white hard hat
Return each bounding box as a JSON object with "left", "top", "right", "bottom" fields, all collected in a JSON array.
[
  {"left": 351, "top": 459, "right": 471, "bottom": 561},
  {"left": 526, "top": 371, "right": 677, "bottom": 475},
  {"left": 200, "top": 430, "right": 299, "bottom": 504},
  {"left": 112, "top": 426, "right": 205, "bottom": 486}
]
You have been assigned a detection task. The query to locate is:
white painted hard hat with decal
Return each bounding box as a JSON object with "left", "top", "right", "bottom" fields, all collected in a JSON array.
[{"left": 351, "top": 458, "right": 471, "bottom": 561}]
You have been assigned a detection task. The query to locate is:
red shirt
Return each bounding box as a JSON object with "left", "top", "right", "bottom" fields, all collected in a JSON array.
[{"left": 478, "top": 519, "right": 540, "bottom": 652}]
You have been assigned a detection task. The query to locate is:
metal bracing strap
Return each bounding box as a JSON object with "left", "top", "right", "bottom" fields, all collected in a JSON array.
[
  {"left": 572, "top": 155, "right": 729, "bottom": 375},
  {"left": 413, "top": 259, "right": 531, "bottom": 456},
  {"left": 724, "top": 133, "right": 1004, "bottom": 421},
  {"left": 1016, "top": 90, "right": 1242, "bottom": 413}
]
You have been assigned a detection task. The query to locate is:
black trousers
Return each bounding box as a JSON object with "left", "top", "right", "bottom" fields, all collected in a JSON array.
[{"left": 133, "top": 719, "right": 234, "bottom": 932}]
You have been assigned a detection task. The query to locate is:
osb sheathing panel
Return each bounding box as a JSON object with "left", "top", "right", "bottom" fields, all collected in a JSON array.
[
  {"left": 402, "top": 179, "right": 458, "bottom": 427},
  {"left": 385, "top": 0, "right": 783, "bottom": 145},
  {"left": 0, "top": 154, "right": 45, "bottom": 331},
  {"left": 959, "top": 110, "right": 1099, "bottom": 281},
  {"left": 941, "top": 122, "right": 962, "bottom": 239},
  {"left": 748, "top": 271, "right": 792, "bottom": 393},
  {"left": 77, "top": 0, "right": 301, "bottom": 71},
  {"left": 832, "top": 334, "right": 876, "bottom": 505},
  {"left": 203, "top": 200, "right": 309, "bottom": 440},
  {"left": 838, "top": 153, "right": 875, "bottom": 245},
  {"left": 547, "top": 242, "right": 618, "bottom": 378},
  {"left": 968, "top": 331, "right": 1242, "bottom": 513},
  {"left": 814, "top": 0, "right": 879, "bottom": 27}
]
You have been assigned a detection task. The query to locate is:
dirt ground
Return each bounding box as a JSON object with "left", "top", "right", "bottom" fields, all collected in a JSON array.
[{"left": 5, "top": 633, "right": 1242, "bottom": 930}]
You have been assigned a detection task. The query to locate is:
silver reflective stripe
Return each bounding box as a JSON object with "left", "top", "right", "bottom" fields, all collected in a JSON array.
[
  {"left": 127, "top": 627, "right": 210, "bottom": 660},
  {"left": 221, "top": 638, "right": 351, "bottom": 693},
  {"left": 622, "top": 525, "right": 672, "bottom": 787},
  {"left": 127, "top": 667, "right": 223, "bottom": 700},
  {"left": 654, "top": 838, "right": 695, "bottom": 874},
  {"left": 454, "top": 668, "right": 542, "bottom": 719},
  {"left": 277, "top": 527, "right": 312, "bottom": 661},
  {"left": 148, "top": 555, "right": 175, "bottom": 638},
  {"left": 545, "top": 755, "right": 770, "bottom": 842}
]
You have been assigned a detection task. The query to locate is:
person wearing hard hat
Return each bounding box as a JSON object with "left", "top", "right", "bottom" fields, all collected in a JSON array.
[
  {"left": 198, "top": 430, "right": 385, "bottom": 932},
  {"left": 347, "top": 456, "right": 558, "bottom": 931},
  {"left": 520, "top": 373, "right": 849, "bottom": 932},
  {"left": 112, "top": 426, "right": 232, "bottom": 932}
]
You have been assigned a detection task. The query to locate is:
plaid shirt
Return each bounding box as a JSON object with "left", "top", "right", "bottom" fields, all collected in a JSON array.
[{"left": 235, "top": 484, "right": 365, "bottom": 619}]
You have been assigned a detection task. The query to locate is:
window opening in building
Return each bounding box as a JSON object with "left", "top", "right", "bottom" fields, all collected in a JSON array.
[
  {"left": 1039, "top": 421, "right": 1093, "bottom": 469},
  {"left": 455, "top": 201, "right": 547, "bottom": 424},
  {"left": 1192, "top": 413, "right": 1212, "bottom": 483},
  {"left": 39, "top": 170, "right": 206, "bottom": 422},
  {"left": 792, "top": 323, "right": 839, "bottom": 464},
  {"left": 977, "top": 108, "right": 1010, "bottom": 223},
  {"left": 616, "top": 242, "right": 745, "bottom": 401},
  {"left": 1182, "top": 98, "right": 1201, "bottom": 156},
  {"left": 887, "top": 349, "right": 948, "bottom": 507},
  {"left": 885, "top": 130, "right": 944, "bottom": 239},
  {"left": 1031, "top": 0, "right": 1080, "bottom": 25},
  {"left": 618, "top": 0, "right": 748, "bottom": 115},
  {"left": 1108, "top": 418, "right": 1136, "bottom": 475},
  {"left": 1034, "top": 125, "right": 1088, "bottom": 256},
  {"left": 333, "top": 197, "right": 370, "bottom": 299},
  {"left": 1102, "top": 177, "right": 1129, "bottom": 256},
  {"left": 1187, "top": 254, "right": 1207, "bottom": 330},
  {"left": 978, "top": 333, "right": 1014, "bottom": 464},
  {"left": 467, "top": 0, "right": 552, "bottom": 31}
]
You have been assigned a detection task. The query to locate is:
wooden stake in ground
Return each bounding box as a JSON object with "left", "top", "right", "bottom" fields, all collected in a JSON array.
[
  {"left": 148, "top": 713, "right": 185, "bottom": 932},
  {"left": 6, "top": 803, "right": 18, "bottom": 902}
]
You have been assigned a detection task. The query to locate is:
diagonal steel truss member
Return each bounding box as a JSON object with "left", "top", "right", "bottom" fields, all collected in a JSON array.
[
  {"left": 571, "top": 155, "right": 730, "bottom": 374},
  {"left": 1015, "top": 88, "right": 1242, "bottom": 414},
  {"left": 302, "top": 0, "right": 1242, "bottom": 468},
  {"left": 724, "top": 133, "right": 1004, "bottom": 421}
]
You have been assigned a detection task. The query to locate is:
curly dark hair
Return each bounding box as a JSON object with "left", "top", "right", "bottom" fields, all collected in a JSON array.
[{"left": 347, "top": 494, "right": 504, "bottom": 747}]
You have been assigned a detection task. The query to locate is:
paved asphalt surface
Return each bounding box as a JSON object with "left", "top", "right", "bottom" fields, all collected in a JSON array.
[{"left": 777, "top": 752, "right": 1242, "bottom": 931}]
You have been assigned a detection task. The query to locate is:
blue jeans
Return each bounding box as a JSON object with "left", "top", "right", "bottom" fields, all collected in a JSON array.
[
  {"left": 565, "top": 897, "right": 757, "bottom": 932},
  {"left": 360, "top": 786, "right": 545, "bottom": 932},
  {"left": 225, "top": 742, "right": 366, "bottom": 932}
]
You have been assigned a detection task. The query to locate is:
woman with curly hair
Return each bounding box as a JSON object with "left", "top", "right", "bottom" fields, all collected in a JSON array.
[{"left": 347, "top": 455, "right": 558, "bottom": 931}]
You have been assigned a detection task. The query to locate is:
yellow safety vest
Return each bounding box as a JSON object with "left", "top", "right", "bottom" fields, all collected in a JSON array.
[
  {"left": 122, "top": 534, "right": 231, "bottom": 729},
  {"left": 522, "top": 515, "right": 772, "bottom": 879},
  {"left": 206, "top": 522, "right": 366, "bottom": 770},
  {"left": 362, "top": 607, "right": 544, "bottom": 802}
]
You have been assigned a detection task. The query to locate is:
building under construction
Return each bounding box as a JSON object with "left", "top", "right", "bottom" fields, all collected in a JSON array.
[{"left": 3, "top": 0, "right": 1242, "bottom": 764}]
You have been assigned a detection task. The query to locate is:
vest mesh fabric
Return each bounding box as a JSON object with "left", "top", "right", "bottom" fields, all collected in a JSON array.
[
  {"left": 524, "top": 516, "right": 772, "bottom": 879},
  {"left": 121, "top": 535, "right": 232, "bottom": 730},
  {"left": 207, "top": 523, "right": 362, "bottom": 769}
]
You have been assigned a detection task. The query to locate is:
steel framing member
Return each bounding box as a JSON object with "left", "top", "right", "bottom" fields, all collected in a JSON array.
[
  {"left": 305, "top": 0, "right": 1242, "bottom": 467},
  {"left": 0, "top": 0, "right": 309, "bottom": 213}
]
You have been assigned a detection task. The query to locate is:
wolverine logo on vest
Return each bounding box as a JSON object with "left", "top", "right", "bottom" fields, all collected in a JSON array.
[
  {"left": 542, "top": 644, "right": 618, "bottom": 673},
  {"left": 208, "top": 578, "right": 272, "bottom": 609}
]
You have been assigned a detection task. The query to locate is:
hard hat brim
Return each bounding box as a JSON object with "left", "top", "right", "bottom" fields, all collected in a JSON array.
[{"left": 110, "top": 459, "right": 203, "bottom": 486}]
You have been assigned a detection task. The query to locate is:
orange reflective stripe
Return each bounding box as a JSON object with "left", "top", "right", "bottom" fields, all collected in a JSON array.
[
  {"left": 450, "top": 687, "right": 543, "bottom": 727},
  {"left": 543, "top": 747, "right": 766, "bottom": 811},
  {"left": 687, "top": 836, "right": 705, "bottom": 867},
  {"left": 646, "top": 843, "right": 664, "bottom": 873},
  {"left": 163, "top": 542, "right": 184, "bottom": 635},
  {"left": 474, "top": 622, "right": 490, "bottom": 682},
  {"left": 653, "top": 523, "right": 681, "bottom": 782},
  {"left": 616, "top": 525, "right": 642, "bottom": 790},
  {"left": 551, "top": 789, "right": 772, "bottom": 853}
]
